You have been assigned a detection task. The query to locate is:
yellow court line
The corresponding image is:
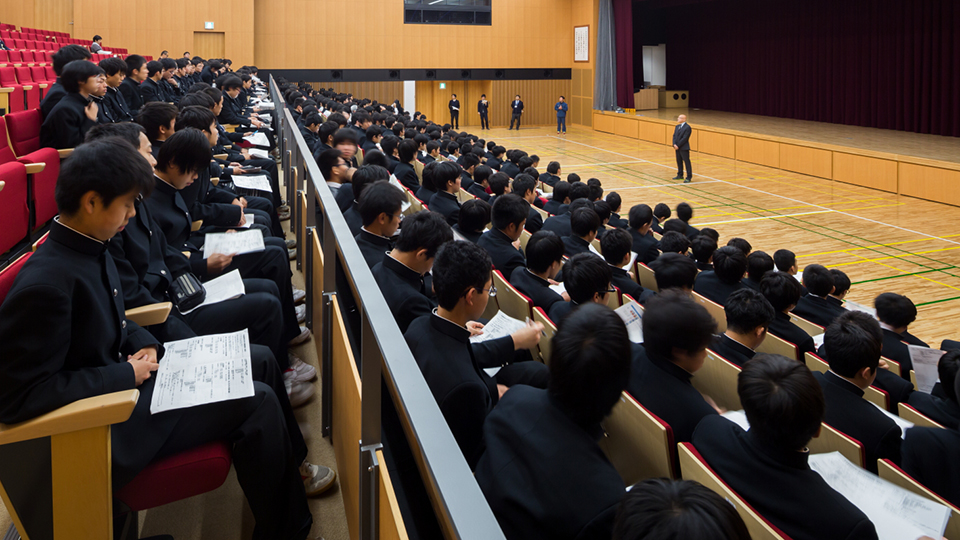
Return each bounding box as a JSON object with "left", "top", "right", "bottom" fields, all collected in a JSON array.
[
  {"left": 798, "top": 233, "right": 960, "bottom": 259},
  {"left": 826, "top": 246, "right": 960, "bottom": 268},
  {"left": 847, "top": 252, "right": 960, "bottom": 293},
  {"left": 696, "top": 210, "right": 833, "bottom": 226}
]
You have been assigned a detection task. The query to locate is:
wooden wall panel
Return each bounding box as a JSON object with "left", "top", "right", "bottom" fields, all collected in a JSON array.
[
  {"left": 639, "top": 120, "right": 666, "bottom": 145},
  {"left": 311, "top": 82, "right": 405, "bottom": 109},
  {"left": 490, "top": 79, "right": 572, "bottom": 128},
  {"left": 736, "top": 137, "right": 780, "bottom": 168},
  {"left": 193, "top": 31, "right": 225, "bottom": 61},
  {"left": 0, "top": 1, "right": 36, "bottom": 31},
  {"left": 594, "top": 113, "right": 615, "bottom": 134},
  {"left": 899, "top": 163, "right": 960, "bottom": 206},
  {"left": 614, "top": 116, "right": 639, "bottom": 139},
  {"left": 833, "top": 153, "right": 898, "bottom": 193},
  {"left": 780, "top": 144, "right": 832, "bottom": 179},
  {"left": 34, "top": 0, "right": 71, "bottom": 34},
  {"left": 698, "top": 131, "right": 736, "bottom": 159}
]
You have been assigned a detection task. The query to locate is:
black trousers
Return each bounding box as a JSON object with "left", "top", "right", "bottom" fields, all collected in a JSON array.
[
  {"left": 675, "top": 148, "right": 692, "bottom": 179},
  {"left": 224, "top": 242, "right": 300, "bottom": 347},
  {"left": 510, "top": 112, "right": 522, "bottom": 130},
  {"left": 450, "top": 110, "right": 459, "bottom": 128},
  {"left": 149, "top": 346, "right": 312, "bottom": 540},
  {"left": 479, "top": 112, "right": 489, "bottom": 129}
]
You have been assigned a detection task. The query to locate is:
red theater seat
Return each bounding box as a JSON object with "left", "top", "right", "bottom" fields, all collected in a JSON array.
[
  {"left": 0, "top": 163, "right": 30, "bottom": 254},
  {"left": 3, "top": 111, "right": 61, "bottom": 228}
]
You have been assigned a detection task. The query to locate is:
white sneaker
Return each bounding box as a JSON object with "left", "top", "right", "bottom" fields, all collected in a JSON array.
[
  {"left": 289, "top": 325, "right": 311, "bottom": 346},
  {"left": 300, "top": 461, "right": 337, "bottom": 496},
  {"left": 296, "top": 304, "right": 306, "bottom": 323},
  {"left": 284, "top": 354, "right": 317, "bottom": 383},
  {"left": 293, "top": 288, "right": 306, "bottom": 305},
  {"left": 285, "top": 379, "right": 315, "bottom": 408}
]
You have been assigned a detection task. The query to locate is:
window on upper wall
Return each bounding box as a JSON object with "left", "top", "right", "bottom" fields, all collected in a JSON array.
[{"left": 404, "top": 0, "right": 492, "bottom": 26}]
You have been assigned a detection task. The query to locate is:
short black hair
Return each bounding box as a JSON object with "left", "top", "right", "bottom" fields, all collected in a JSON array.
[
  {"left": 773, "top": 249, "right": 796, "bottom": 272},
  {"left": 563, "top": 253, "right": 612, "bottom": 304},
  {"left": 547, "top": 161, "right": 561, "bottom": 174},
  {"left": 874, "top": 292, "right": 917, "bottom": 328},
  {"left": 605, "top": 192, "right": 622, "bottom": 213},
  {"left": 474, "top": 165, "right": 493, "bottom": 187},
  {"left": 659, "top": 231, "right": 691, "bottom": 254},
  {"left": 940, "top": 351, "right": 960, "bottom": 404},
  {"left": 461, "top": 152, "right": 480, "bottom": 170},
  {"left": 217, "top": 74, "right": 243, "bottom": 91},
  {"left": 394, "top": 210, "right": 453, "bottom": 259},
  {"left": 93, "top": 34, "right": 102, "bottom": 41},
  {"left": 759, "top": 271, "right": 802, "bottom": 312},
  {"left": 303, "top": 112, "right": 323, "bottom": 127},
  {"left": 84, "top": 121, "right": 145, "bottom": 148},
  {"left": 526, "top": 231, "right": 565, "bottom": 274},
  {"left": 801, "top": 264, "right": 833, "bottom": 296},
  {"left": 136, "top": 101, "right": 179, "bottom": 142},
  {"left": 458, "top": 198, "right": 491, "bottom": 235},
  {"left": 317, "top": 148, "right": 343, "bottom": 182},
  {"left": 628, "top": 204, "right": 654, "bottom": 230},
  {"left": 552, "top": 180, "right": 571, "bottom": 203},
  {"left": 568, "top": 182, "right": 591, "bottom": 202},
  {"left": 61, "top": 60, "right": 104, "bottom": 93},
  {"left": 419, "top": 161, "right": 439, "bottom": 193},
  {"left": 824, "top": 311, "right": 883, "bottom": 377},
  {"left": 175, "top": 105, "right": 217, "bottom": 133},
  {"left": 676, "top": 202, "right": 694, "bottom": 223},
  {"left": 699, "top": 228, "right": 720, "bottom": 242},
  {"left": 691, "top": 235, "right": 718, "bottom": 265},
  {"left": 570, "top": 207, "right": 600, "bottom": 237},
  {"left": 333, "top": 127, "right": 360, "bottom": 148},
  {"left": 663, "top": 218, "right": 687, "bottom": 235},
  {"left": 432, "top": 240, "right": 491, "bottom": 311},
  {"left": 98, "top": 56, "right": 126, "bottom": 77},
  {"left": 642, "top": 290, "right": 717, "bottom": 359},
  {"left": 739, "top": 354, "right": 825, "bottom": 452},
  {"left": 146, "top": 60, "right": 164, "bottom": 77},
  {"left": 352, "top": 164, "right": 391, "bottom": 202},
  {"left": 829, "top": 269, "right": 851, "bottom": 297},
  {"left": 726, "top": 237, "right": 751, "bottom": 255},
  {"left": 653, "top": 203, "right": 671, "bottom": 221},
  {"left": 724, "top": 289, "right": 775, "bottom": 334},
  {"left": 613, "top": 478, "right": 750, "bottom": 540},
  {"left": 53, "top": 45, "right": 93, "bottom": 76},
  {"left": 600, "top": 228, "right": 633, "bottom": 267},
  {"left": 398, "top": 139, "right": 418, "bottom": 163},
  {"left": 712, "top": 246, "right": 748, "bottom": 284},
  {"left": 512, "top": 174, "right": 536, "bottom": 198},
  {"left": 746, "top": 251, "right": 774, "bottom": 282},
  {"left": 593, "top": 200, "right": 611, "bottom": 223},
  {"left": 155, "top": 128, "right": 212, "bottom": 174},
  {"left": 319, "top": 121, "right": 339, "bottom": 144},
  {"left": 651, "top": 253, "right": 699, "bottom": 291},
  {"left": 180, "top": 91, "right": 215, "bottom": 110},
  {"left": 549, "top": 303, "right": 631, "bottom": 426},
  {"left": 491, "top": 194, "right": 529, "bottom": 231},
  {"left": 124, "top": 54, "right": 147, "bottom": 77},
  {"left": 436, "top": 161, "right": 461, "bottom": 190},
  {"left": 56, "top": 138, "right": 154, "bottom": 215},
  {"left": 358, "top": 180, "right": 405, "bottom": 227}
]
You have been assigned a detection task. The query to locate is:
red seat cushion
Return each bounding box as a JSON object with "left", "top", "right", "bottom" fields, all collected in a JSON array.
[
  {"left": 114, "top": 441, "right": 232, "bottom": 512},
  {"left": 5, "top": 109, "right": 43, "bottom": 156},
  {"left": 0, "top": 162, "right": 30, "bottom": 255}
]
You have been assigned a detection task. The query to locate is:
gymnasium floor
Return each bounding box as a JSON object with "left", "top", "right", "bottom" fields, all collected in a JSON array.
[{"left": 490, "top": 124, "right": 960, "bottom": 345}]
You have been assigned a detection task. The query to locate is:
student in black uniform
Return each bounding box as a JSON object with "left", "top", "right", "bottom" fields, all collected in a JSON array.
[
  {"left": 539, "top": 161, "right": 562, "bottom": 187},
  {"left": 601, "top": 228, "right": 654, "bottom": 303},
  {"left": 562, "top": 207, "right": 600, "bottom": 258},
  {"left": 453, "top": 199, "right": 490, "bottom": 244},
  {"left": 476, "top": 303, "right": 629, "bottom": 540},
  {"left": 814, "top": 311, "right": 902, "bottom": 472},
  {"left": 710, "top": 289, "right": 775, "bottom": 367},
  {"left": 355, "top": 181, "right": 405, "bottom": 269},
  {"left": 760, "top": 271, "right": 817, "bottom": 357},
  {"left": 627, "top": 204, "right": 660, "bottom": 265},
  {"left": 627, "top": 290, "right": 719, "bottom": 443},
  {"left": 467, "top": 164, "right": 492, "bottom": 201},
  {"left": 416, "top": 160, "right": 439, "bottom": 203},
  {"left": 0, "top": 139, "right": 325, "bottom": 540},
  {"left": 372, "top": 211, "right": 452, "bottom": 333},
  {"left": 691, "top": 235, "right": 716, "bottom": 272},
  {"left": 542, "top": 180, "right": 570, "bottom": 215},
  {"left": 299, "top": 111, "right": 324, "bottom": 155},
  {"left": 510, "top": 230, "right": 567, "bottom": 311},
  {"left": 486, "top": 145, "right": 505, "bottom": 170},
  {"left": 478, "top": 194, "right": 529, "bottom": 281},
  {"left": 693, "top": 355, "right": 879, "bottom": 540},
  {"left": 542, "top": 197, "right": 591, "bottom": 238},
  {"left": 459, "top": 153, "right": 480, "bottom": 190},
  {"left": 903, "top": 368, "right": 960, "bottom": 508},
  {"left": 510, "top": 174, "right": 543, "bottom": 233},
  {"left": 393, "top": 139, "right": 421, "bottom": 192},
  {"left": 361, "top": 126, "right": 381, "bottom": 154},
  {"left": 39, "top": 60, "right": 103, "bottom": 149},
  {"left": 694, "top": 246, "right": 747, "bottom": 306},
  {"left": 508, "top": 95, "right": 524, "bottom": 130},
  {"left": 477, "top": 94, "right": 489, "bottom": 129},
  {"left": 742, "top": 251, "right": 773, "bottom": 291},
  {"left": 906, "top": 351, "right": 960, "bottom": 429},
  {"left": 792, "top": 264, "right": 847, "bottom": 328},
  {"left": 726, "top": 237, "right": 751, "bottom": 256},
  {"left": 547, "top": 253, "right": 612, "bottom": 324},
  {"left": 139, "top": 60, "right": 165, "bottom": 104},
  {"left": 96, "top": 57, "right": 134, "bottom": 123},
  {"left": 613, "top": 478, "right": 750, "bottom": 540},
  {"left": 605, "top": 192, "right": 627, "bottom": 229},
  {"left": 650, "top": 252, "right": 699, "bottom": 292},
  {"left": 658, "top": 230, "right": 691, "bottom": 256},
  {"left": 827, "top": 269, "right": 851, "bottom": 306},
  {"left": 773, "top": 248, "right": 807, "bottom": 295},
  {"left": 39, "top": 44, "right": 92, "bottom": 119},
  {"left": 405, "top": 240, "right": 543, "bottom": 469},
  {"left": 874, "top": 292, "right": 928, "bottom": 378},
  {"left": 487, "top": 171, "right": 511, "bottom": 207},
  {"left": 448, "top": 94, "right": 460, "bottom": 128},
  {"left": 158, "top": 58, "right": 182, "bottom": 103},
  {"left": 676, "top": 202, "right": 700, "bottom": 239},
  {"left": 429, "top": 160, "right": 463, "bottom": 226}
]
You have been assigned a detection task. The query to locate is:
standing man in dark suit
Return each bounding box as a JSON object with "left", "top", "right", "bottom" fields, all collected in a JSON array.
[
  {"left": 672, "top": 114, "right": 693, "bottom": 182},
  {"left": 509, "top": 94, "right": 524, "bottom": 130},
  {"left": 477, "top": 94, "right": 490, "bottom": 130},
  {"left": 448, "top": 93, "right": 460, "bottom": 129},
  {"left": 554, "top": 96, "right": 568, "bottom": 135}
]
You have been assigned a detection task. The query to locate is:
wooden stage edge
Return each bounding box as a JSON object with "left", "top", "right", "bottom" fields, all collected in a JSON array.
[{"left": 591, "top": 110, "right": 960, "bottom": 209}]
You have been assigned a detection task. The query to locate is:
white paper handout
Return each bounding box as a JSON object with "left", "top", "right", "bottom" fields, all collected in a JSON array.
[
  {"left": 909, "top": 345, "right": 945, "bottom": 394},
  {"left": 232, "top": 174, "right": 273, "bottom": 193},
  {"left": 248, "top": 148, "right": 270, "bottom": 159},
  {"left": 243, "top": 132, "right": 270, "bottom": 147},
  {"left": 721, "top": 409, "right": 751, "bottom": 431},
  {"left": 812, "top": 333, "right": 826, "bottom": 350},
  {"left": 238, "top": 213, "right": 256, "bottom": 229},
  {"left": 843, "top": 299, "right": 877, "bottom": 318},
  {"left": 548, "top": 281, "right": 567, "bottom": 296},
  {"left": 871, "top": 402, "right": 914, "bottom": 439},
  {"left": 255, "top": 101, "right": 275, "bottom": 110},
  {"left": 615, "top": 302, "right": 644, "bottom": 343},
  {"left": 150, "top": 329, "right": 255, "bottom": 414},
  {"left": 809, "top": 452, "right": 949, "bottom": 540},
  {"left": 180, "top": 269, "right": 246, "bottom": 314},
  {"left": 203, "top": 229, "right": 265, "bottom": 258},
  {"left": 470, "top": 311, "right": 527, "bottom": 344},
  {"left": 623, "top": 251, "right": 638, "bottom": 270}
]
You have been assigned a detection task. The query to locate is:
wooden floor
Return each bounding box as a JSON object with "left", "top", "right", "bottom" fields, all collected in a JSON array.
[
  {"left": 634, "top": 108, "right": 960, "bottom": 165},
  {"left": 490, "top": 124, "right": 960, "bottom": 346}
]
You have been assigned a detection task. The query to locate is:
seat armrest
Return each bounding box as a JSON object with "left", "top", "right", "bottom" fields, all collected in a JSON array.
[
  {"left": 57, "top": 148, "right": 73, "bottom": 159},
  {"left": 213, "top": 153, "right": 228, "bottom": 160},
  {"left": 23, "top": 162, "right": 45, "bottom": 174},
  {"left": 191, "top": 219, "right": 203, "bottom": 232},
  {"left": 222, "top": 124, "right": 239, "bottom": 132},
  {"left": 0, "top": 87, "right": 12, "bottom": 93},
  {"left": 0, "top": 389, "right": 139, "bottom": 446},
  {"left": 125, "top": 302, "right": 172, "bottom": 327}
]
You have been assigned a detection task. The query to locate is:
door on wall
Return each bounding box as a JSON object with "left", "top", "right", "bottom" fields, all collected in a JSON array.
[
  {"left": 193, "top": 31, "right": 225, "bottom": 60},
  {"left": 36, "top": 0, "right": 73, "bottom": 35}
]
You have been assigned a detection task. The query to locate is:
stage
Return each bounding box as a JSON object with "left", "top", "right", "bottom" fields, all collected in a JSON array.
[{"left": 591, "top": 109, "right": 960, "bottom": 208}]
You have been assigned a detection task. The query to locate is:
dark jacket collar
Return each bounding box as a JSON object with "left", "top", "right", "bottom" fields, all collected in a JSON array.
[
  {"left": 645, "top": 347, "right": 694, "bottom": 385},
  {"left": 745, "top": 430, "right": 810, "bottom": 470},
  {"left": 719, "top": 334, "right": 756, "bottom": 357},
  {"left": 488, "top": 227, "right": 513, "bottom": 244},
  {"left": 548, "top": 393, "right": 604, "bottom": 440},
  {"left": 566, "top": 235, "right": 591, "bottom": 248},
  {"left": 429, "top": 311, "right": 471, "bottom": 343},
  {"left": 49, "top": 218, "right": 107, "bottom": 256},
  {"left": 524, "top": 269, "right": 552, "bottom": 286},
  {"left": 359, "top": 229, "right": 392, "bottom": 248},
  {"left": 383, "top": 254, "right": 424, "bottom": 289},
  {"left": 437, "top": 190, "right": 459, "bottom": 203},
  {"left": 823, "top": 370, "right": 865, "bottom": 397}
]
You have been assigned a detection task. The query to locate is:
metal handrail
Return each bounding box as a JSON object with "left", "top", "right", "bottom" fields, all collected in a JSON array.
[{"left": 269, "top": 76, "right": 506, "bottom": 540}]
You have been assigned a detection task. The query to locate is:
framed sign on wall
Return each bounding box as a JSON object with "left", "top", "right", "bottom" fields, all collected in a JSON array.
[{"left": 574, "top": 25, "right": 589, "bottom": 63}]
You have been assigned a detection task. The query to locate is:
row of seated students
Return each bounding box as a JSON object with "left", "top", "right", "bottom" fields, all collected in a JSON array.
[
  {"left": 0, "top": 71, "right": 345, "bottom": 538},
  {"left": 277, "top": 83, "right": 960, "bottom": 539}
]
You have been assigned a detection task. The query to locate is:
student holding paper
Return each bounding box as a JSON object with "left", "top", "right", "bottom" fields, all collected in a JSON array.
[
  {"left": 875, "top": 292, "right": 929, "bottom": 379},
  {"left": 906, "top": 351, "right": 960, "bottom": 429},
  {"left": 600, "top": 228, "right": 655, "bottom": 304},
  {"left": 0, "top": 140, "right": 329, "bottom": 540},
  {"left": 547, "top": 253, "right": 614, "bottom": 324},
  {"left": 903, "top": 368, "right": 960, "bottom": 507}
]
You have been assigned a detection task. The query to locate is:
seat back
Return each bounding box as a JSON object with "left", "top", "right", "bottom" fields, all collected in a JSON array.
[
  {"left": 897, "top": 402, "right": 945, "bottom": 429},
  {"left": 492, "top": 269, "right": 533, "bottom": 322},
  {"left": 606, "top": 285, "right": 621, "bottom": 310},
  {"left": 808, "top": 423, "right": 865, "bottom": 468},
  {"left": 789, "top": 312, "right": 823, "bottom": 336},
  {"left": 457, "top": 187, "right": 475, "bottom": 203},
  {"left": 0, "top": 116, "right": 18, "bottom": 164},
  {"left": 0, "top": 251, "right": 32, "bottom": 301},
  {"left": 14, "top": 66, "right": 33, "bottom": 84},
  {"left": 677, "top": 443, "right": 790, "bottom": 540},
  {"left": 877, "top": 459, "right": 960, "bottom": 540},
  {"left": 692, "top": 291, "right": 727, "bottom": 332},
  {"left": 30, "top": 66, "right": 47, "bottom": 85},
  {"left": 693, "top": 350, "right": 742, "bottom": 411},
  {"left": 5, "top": 109, "right": 43, "bottom": 156},
  {"left": 518, "top": 228, "right": 531, "bottom": 254},
  {"left": 634, "top": 261, "right": 659, "bottom": 292},
  {"left": 756, "top": 332, "right": 800, "bottom": 362},
  {"left": 0, "top": 50, "right": 8, "bottom": 65},
  {"left": 0, "top": 162, "right": 29, "bottom": 254},
  {"left": 0, "top": 66, "right": 20, "bottom": 86},
  {"left": 532, "top": 204, "right": 549, "bottom": 222},
  {"left": 599, "top": 392, "right": 677, "bottom": 485},
  {"left": 883, "top": 356, "right": 901, "bottom": 377},
  {"left": 531, "top": 306, "right": 556, "bottom": 364}
]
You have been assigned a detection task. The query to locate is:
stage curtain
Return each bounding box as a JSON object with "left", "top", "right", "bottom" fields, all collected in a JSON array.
[
  {"left": 595, "top": 0, "right": 618, "bottom": 110},
  {"left": 613, "top": 0, "right": 635, "bottom": 108},
  {"left": 652, "top": 0, "right": 960, "bottom": 137}
]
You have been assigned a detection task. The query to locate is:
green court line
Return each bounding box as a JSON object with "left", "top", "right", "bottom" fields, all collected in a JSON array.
[
  {"left": 851, "top": 267, "right": 958, "bottom": 284},
  {"left": 916, "top": 296, "right": 960, "bottom": 307}
]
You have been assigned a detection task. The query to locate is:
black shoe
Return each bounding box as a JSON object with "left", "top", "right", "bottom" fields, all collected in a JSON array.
[
  {"left": 672, "top": 176, "right": 684, "bottom": 180},
  {"left": 684, "top": 178, "right": 692, "bottom": 183}
]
